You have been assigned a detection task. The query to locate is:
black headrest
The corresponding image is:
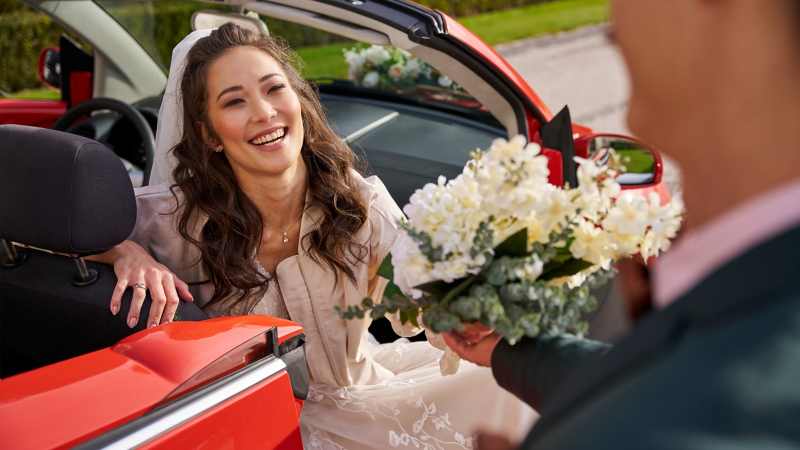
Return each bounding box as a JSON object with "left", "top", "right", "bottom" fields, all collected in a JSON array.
[{"left": 0, "top": 125, "right": 136, "bottom": 255}]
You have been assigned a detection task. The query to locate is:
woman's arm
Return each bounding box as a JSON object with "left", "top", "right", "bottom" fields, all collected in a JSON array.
[{"left": 87, "top": 240, "right": 193, "bottom": 328}]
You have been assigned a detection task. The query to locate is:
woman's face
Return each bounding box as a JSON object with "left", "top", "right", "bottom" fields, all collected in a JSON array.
[{"left": 205, "top": 46, "right": 304, "bottom": 180}]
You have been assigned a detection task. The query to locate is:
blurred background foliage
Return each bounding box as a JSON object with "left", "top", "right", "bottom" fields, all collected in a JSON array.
[{"left": 0, "top": 0, "right": 608, "bottom": 96}]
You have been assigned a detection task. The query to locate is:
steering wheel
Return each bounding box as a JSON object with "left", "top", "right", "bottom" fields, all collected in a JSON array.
[{"left": 52, "top": 98, "right": 155, "bottom": 186}]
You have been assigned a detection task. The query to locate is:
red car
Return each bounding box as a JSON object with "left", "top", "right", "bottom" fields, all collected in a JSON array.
[{"left": 0, "top": 1, "right": 671, "bottom": 448}]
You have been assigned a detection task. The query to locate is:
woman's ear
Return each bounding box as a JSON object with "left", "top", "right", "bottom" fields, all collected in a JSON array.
[{"left": 201, "top": 123, "right": 223, "bottom": 152}]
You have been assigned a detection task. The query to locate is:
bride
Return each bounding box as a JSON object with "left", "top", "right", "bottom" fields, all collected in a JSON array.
[{"left": 92, "top": 23, "right": 535, "bottom": 449}]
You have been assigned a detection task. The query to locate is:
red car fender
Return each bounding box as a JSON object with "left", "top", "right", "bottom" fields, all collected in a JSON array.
[{"left": 0, "top": 316, "right": 304, "bottom": 450}]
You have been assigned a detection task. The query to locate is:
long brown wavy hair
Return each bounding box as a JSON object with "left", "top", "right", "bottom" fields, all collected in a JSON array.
[{"left": 170, "top": 23, "right": 368, "bottom": 312}]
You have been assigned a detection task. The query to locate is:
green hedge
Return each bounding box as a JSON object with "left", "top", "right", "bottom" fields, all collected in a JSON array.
[{"left": 1, "top": 0, "right": 557, "bottom": 93}]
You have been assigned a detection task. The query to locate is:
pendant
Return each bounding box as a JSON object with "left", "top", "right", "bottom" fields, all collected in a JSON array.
[{"left": 283, "top": 232, "right": 289, "bottom": 244}]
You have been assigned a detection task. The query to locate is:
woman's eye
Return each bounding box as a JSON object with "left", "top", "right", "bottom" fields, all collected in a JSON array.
[
  {"left": 269, "top": 84, "right": 286, "bottom": 93},
  {"left": 224, "top": 98, "right": 244, "bottom": 108}
]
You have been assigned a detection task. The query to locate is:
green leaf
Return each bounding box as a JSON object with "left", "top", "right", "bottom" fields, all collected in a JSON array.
[
  {"left": 383, "top": 282, "right": 405, "bottom": 302},
  {"left": 540, "top": 258, "right": 594, "bottom": 281},
  {"left": 377, "top": 254, "right": 394, "bottom": 280},
  {"left": 494, "top": 228, "right": 531, "bottom": 258},
  {"left": 541, "top": 253, "right": 572, "bottom": 274},
  {"left": 405, "top": 308, "right": 420, "bottom": 328},
  {"left": 414, "top": 279, "right": 458, "bottom": 297}
]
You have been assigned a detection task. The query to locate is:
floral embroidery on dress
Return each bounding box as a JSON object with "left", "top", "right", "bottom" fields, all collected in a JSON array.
[{"left": 308, "top": 382, "right": 481, "bottom": 450}]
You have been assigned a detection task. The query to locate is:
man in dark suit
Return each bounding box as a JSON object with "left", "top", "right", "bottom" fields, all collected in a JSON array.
[{"left": 443, "top": 0, "right": 800, "bottom": 448}]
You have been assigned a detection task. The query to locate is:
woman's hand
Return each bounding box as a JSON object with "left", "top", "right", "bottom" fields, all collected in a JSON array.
[{"left": 92, "top": 240, "right": 193, "bottom": 328}]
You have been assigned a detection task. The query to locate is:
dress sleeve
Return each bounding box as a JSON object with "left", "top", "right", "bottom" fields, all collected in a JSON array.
[
  {"left": 360, "top": 175, "right": 425, "bottom": 338},
  {"left": 491, "top": 332, "right": 612, "bottom": 410}
]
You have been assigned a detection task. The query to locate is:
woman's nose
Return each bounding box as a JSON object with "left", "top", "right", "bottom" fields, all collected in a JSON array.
[{"left": 251, "top": 98, "right": 277, "bottom": 123}]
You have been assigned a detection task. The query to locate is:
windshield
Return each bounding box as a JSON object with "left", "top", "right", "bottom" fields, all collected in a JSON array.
[
  {"left": 94, "top": 0, "right": 490, "bottom": 118},
  {"left": 95, "top": 0, "right": 229, "bottom": 72}
]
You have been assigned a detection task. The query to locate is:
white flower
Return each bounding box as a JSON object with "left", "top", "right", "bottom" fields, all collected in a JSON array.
[
  {"left": 603, "top": 194, "right": 649, "bottom": 235},
  {"left": 343, "top": 48, "right": 365, "bottom": 69},
  {"left": 364, "top": 45, "right": 391, "bottom": 66},
  {"left": 570, "top": 221, "right": 614, "bottom": 270},
  {"left": 438, "top": 75, "right": 453, "bottom": 87},
  {"left": 362, "top": 71, "right": 380, "bottom": 88},
  {"left": 405, "top": 58, "right": 422, "bottom": 78},
  {"left": 535, "top": 186, "right": 577, "bottom": 236},
  {"left": 388, "top": 63, "right": 406, "bottom": 81}
]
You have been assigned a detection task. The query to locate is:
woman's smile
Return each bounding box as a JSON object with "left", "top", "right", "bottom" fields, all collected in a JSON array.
[{"left": 248, "top": 126, "right": 288, "bottom": 151}]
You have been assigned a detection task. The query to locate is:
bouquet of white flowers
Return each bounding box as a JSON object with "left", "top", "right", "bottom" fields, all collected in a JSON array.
[
  {"left": 336, "top": 135, "right": 683, "bottom": 361},
  {"left": 343, "top": 44, "right": 461, "bottom": 93}
]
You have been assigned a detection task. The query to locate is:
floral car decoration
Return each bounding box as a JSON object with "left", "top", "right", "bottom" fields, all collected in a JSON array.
[
  {"left": 343, "top": 44, "right": 464, "bottom": 95},
  {"left": 337, "top": 136, "right": 684, "bottom": 344}
]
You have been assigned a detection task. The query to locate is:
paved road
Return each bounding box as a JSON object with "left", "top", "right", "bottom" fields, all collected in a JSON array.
[{"left": 496, "top": 24, "right": 683, "bottom": 197}]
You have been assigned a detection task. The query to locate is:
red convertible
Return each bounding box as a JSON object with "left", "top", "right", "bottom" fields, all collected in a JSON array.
[{"left": 0, "top": 0, "right": 671, "bottom": 448}]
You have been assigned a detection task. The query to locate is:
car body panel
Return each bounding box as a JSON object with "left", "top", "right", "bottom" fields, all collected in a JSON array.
[
  {"left": 0, "top": 99, "right": 67, "bottom": 128},
  {"left": 0, "top": 316, "right": 304, "bottom": 450},
  {"left": 138, "top": 373, "right": 303, "bottom": 450}
]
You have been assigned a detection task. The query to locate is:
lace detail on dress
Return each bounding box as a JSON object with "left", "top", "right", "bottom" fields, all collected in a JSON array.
[{"left": 251, "top": 260, "right": 291, "bottom": 320}]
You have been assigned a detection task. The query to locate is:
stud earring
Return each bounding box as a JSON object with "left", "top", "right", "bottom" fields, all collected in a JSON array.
[{"left": 213, "top": 145, "right": 223, "bottom": 153}]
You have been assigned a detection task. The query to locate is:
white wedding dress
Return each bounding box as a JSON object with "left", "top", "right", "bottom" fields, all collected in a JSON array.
[
  {"left": 203, "top": 263, "right": 537, "bottom": 449},
  {"left": 154, "top": 30, "right": 537, "bottom": 449}
]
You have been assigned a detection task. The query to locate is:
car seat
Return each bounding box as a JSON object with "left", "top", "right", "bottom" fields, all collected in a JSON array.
[{"left": 0, "top": 125, "right": 208, "bottom": 378}]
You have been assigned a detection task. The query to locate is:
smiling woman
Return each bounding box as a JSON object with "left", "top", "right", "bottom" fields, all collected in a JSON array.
[{"left": 171, "top": 24, "right": 369, "bottom": 314}]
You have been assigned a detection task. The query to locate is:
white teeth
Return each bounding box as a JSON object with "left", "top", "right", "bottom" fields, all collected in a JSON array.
[{"left": 250, "top": 128, "right": 285, "bottom": 146}]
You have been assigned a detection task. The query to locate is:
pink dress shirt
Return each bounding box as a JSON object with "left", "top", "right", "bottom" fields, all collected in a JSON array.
[{"left": 653, "top": 178, "right": 800, "bottom": 308}]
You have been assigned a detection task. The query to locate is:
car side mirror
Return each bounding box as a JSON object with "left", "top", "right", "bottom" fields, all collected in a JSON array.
[
  {"left": 38, "top": 47, "right": 61, "bottom": 90},
  {"left": 191, "top": 10, "right": 269, "bottom": 35},
  {"left": 574, "top": 134, "right": 662, "bottom": 186}
]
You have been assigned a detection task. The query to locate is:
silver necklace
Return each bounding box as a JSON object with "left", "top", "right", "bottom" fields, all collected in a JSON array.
[{"left": 264, "top": 209, "right": 304, "bottom": 243}]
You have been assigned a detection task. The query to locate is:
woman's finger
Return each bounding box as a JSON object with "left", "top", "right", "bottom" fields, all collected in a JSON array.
[
  {"left": 110, "top": 276, "right": 128, "bottom": 316},
  {"left": 160, "top": 275, "right": 180, "bottom": 324},
  {"left": 128, "top": 277, "right": 147, "bottom": 328},
  {"left": 173, "top": 277, "right": 194, "bottom": 302},
  {"left": 147, "top": 275, "right": 168, "bottom": 328}
]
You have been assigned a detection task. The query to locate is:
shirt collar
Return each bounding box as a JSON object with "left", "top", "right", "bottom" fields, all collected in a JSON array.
[{"left": 653, "top": 177, "right": 800, "bottom": 308}]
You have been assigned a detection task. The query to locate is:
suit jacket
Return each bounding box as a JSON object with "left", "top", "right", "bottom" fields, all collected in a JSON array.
[{"left": 492, "top": 224, "right": 800, "bottom": 449}]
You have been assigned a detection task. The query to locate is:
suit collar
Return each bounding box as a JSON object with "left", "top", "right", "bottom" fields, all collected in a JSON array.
[{"left": 525, "top": 223, "right": 800, "bottom": 444}]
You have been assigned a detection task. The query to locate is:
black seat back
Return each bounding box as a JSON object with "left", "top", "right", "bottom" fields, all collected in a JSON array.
[{"left": 0, "top": 125, "right": 207, "bottom": 378}]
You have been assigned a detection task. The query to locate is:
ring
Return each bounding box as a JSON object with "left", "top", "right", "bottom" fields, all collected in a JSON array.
[{"left": 133, "top": 282, "right": 147, "bottom": 291}]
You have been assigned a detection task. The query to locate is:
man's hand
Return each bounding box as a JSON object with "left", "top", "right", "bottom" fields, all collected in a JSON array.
[
  {"left": 453, "top": 321, "right": 495, "bottom": 344},
  {"left": 442, "top": 329, "right": 502, "bottom": 368}
]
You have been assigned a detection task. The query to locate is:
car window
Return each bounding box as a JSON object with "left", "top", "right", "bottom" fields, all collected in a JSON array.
[{"left": 94, "top": 0, "right": 229, "bottom": 72}]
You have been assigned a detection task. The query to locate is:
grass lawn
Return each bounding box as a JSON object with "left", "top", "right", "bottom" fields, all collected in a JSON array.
[
  {"left": 616, "top": 149, "right": 655, "bottom": 174},
  {"left": 7, "top": 87, "right": 60, "bottom": 100},
  {"left": 459, "top": 0, "right": 609, "bottom": 46}
]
